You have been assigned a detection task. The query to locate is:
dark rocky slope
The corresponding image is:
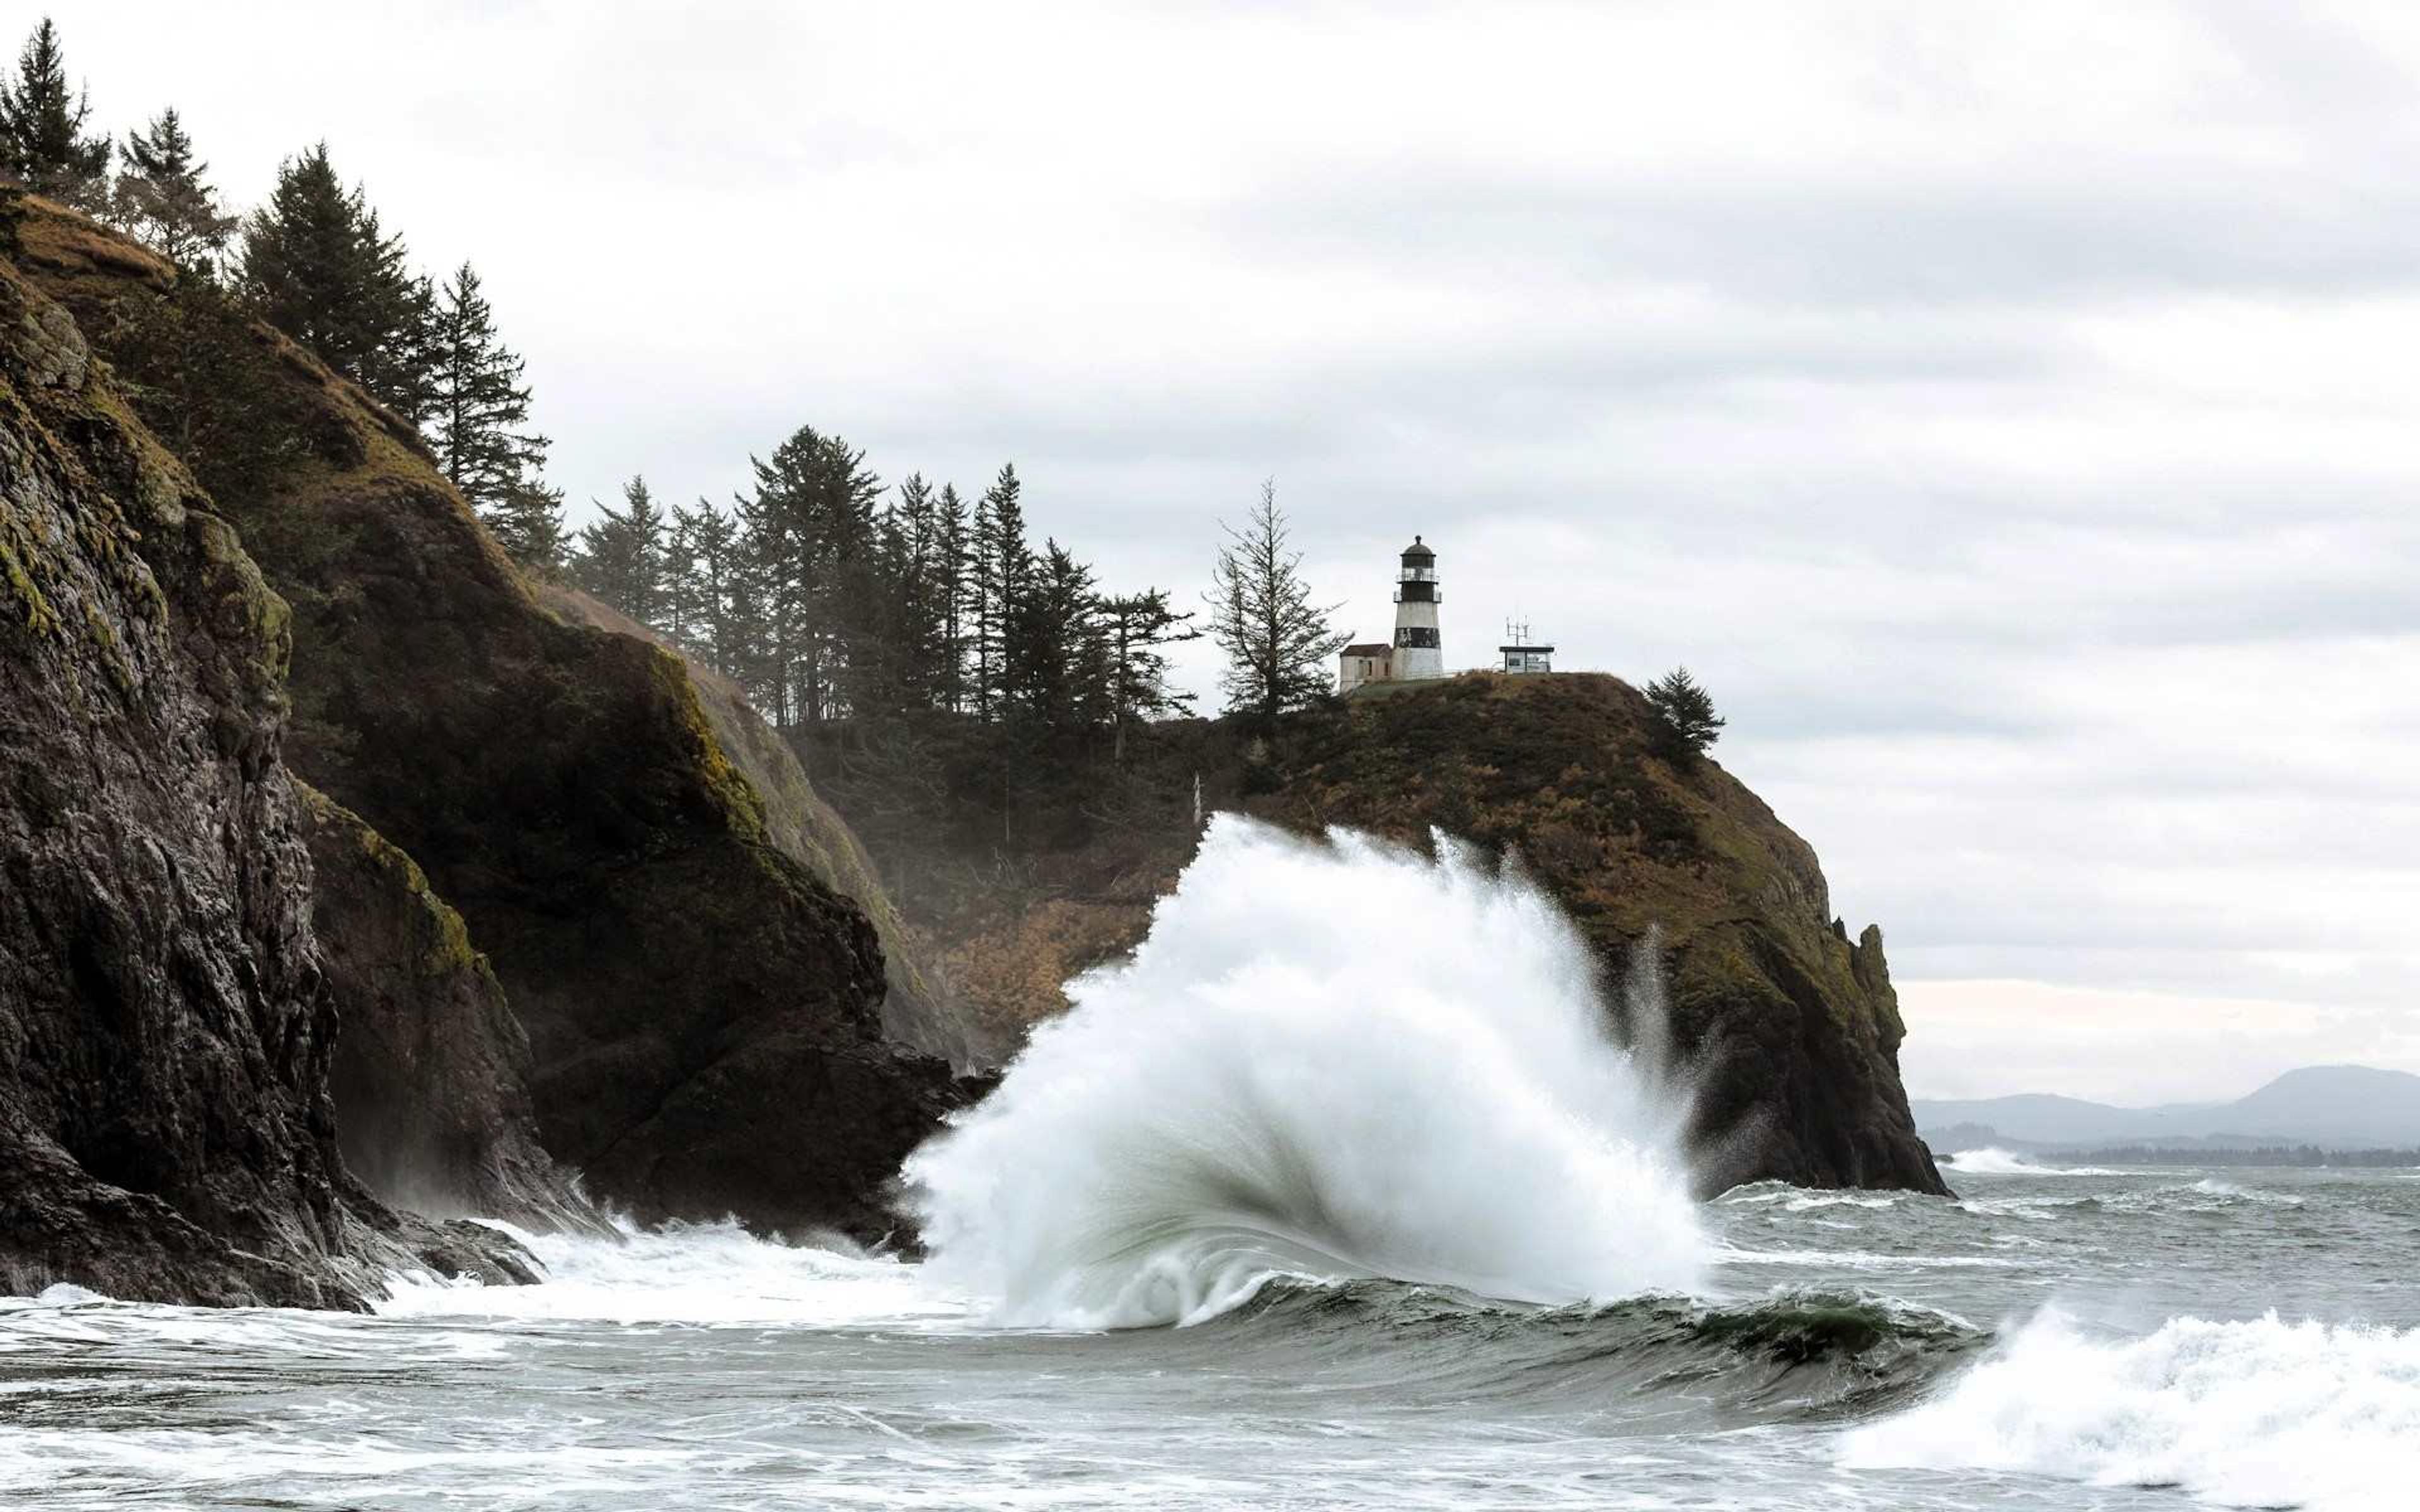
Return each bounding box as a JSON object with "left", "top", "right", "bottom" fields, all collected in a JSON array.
[
  {"left": 5, "top": 195, "right": 964, "bottom": 1243},
  {"left": 538, "top": 584, "right": 986, "bottom": 1069},
  {"left": 0, "top": 242, "right": 527, "bottom": 1305},
  {"left": 299, "top": 786, "right": 601, "bottom": 1230}
]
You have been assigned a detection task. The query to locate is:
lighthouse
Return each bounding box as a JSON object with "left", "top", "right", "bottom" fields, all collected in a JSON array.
[{"left": 1393, "top": 536, "right": 1444, "bottom": 679}]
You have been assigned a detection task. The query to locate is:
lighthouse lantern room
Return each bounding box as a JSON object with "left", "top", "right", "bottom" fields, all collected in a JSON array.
[{"left": 1392, "top": 536, "right": 1444, "bottom": 680}]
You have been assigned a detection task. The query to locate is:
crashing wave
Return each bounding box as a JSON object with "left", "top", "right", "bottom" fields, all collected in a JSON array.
[{"left": 904, "top": 816, "right": 1706, "bottom": 1328}]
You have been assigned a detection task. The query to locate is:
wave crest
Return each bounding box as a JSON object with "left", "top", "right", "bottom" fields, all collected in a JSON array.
[
  {"left": 904, "top": 816, "right": 1706, "bottom": 1327},
  {"left": 1945, "top": 1147, "right": 2120, "bottom": 1177}
]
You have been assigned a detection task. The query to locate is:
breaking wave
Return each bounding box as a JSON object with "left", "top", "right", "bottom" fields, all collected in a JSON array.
[
  {"left": 904, "top": 815, "right": 1706, "bottom": 1328},
  {"left": 1841, "top": 1309, "right": 2420, "bottom": 1511},
  {"left": 1944, "top": 1147, "right": 2121, "bottom": 1177}
]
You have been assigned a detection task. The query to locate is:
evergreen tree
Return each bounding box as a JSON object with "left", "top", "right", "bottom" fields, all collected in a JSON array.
[
  {"left": 669, "top": 500, "right": 742, "bottom": 671},
  {"left": 965, "top": 483, "right": 998, "bottom": 719},
  {"left": 970, "top": 464, "right": 1029, "bottom": 722},
  {"left": 1207, "top": 479, "right": 1346, "bottom": 721},
  {"left": 934, "top": 484, "right": 969, "bottom": 713},
  {"left": 485, "top": 478, "right": 569, "bottom": 575},
  {"left": 1642, "top": 667, "right": 1725, "bottom": 759},
  {"left": 891, "top": 473, "right": 947, "bottom": 709},
  {"left": 0, "top": 19, "right": 109, "bottom": 209},
  {"left": 573, "top": 476, "right": 667, "bottom": 624},
  {"left": 240, "top": 144, "right": 432, "bottom": 416},
  {"left": 1098, "top": 588, "right": 1199, "bottom": 760},
  {"left": 1003, "top": 538, "right": 1097, "bottom": 733},
  {"left": 851, "top": 475, "right": 940, "bottom": 718},
  {"left": 737, "top": 425, "right": 880, "bottom": 726},
  {"left": 107, "top": 108, "right": 237, "bottom": 272},
  {"left": 427, "top": 262, "right": 548, "bottom": 516}
]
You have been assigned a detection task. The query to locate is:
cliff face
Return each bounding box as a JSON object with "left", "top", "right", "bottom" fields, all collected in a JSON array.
[
  {"left": 537, "top": 584, "right": 982, "bottom": 1070},
  {"left": 1250, "top": 675, "right": 1945, "bottom": 1197},
  {"left": 299, "top": 786, "right": 600, "bottom": 1231},
  {"left": 0, "top": 244, "right": 528, "bottom": 1305},
  {"left": 6, "top": 195, "right": 964, "bottom": 1243}
]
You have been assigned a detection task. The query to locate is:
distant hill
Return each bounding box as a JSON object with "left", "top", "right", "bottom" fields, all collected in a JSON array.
[{"left": 1914, "top": 1065, "right": 2420, "bottom": 1150}]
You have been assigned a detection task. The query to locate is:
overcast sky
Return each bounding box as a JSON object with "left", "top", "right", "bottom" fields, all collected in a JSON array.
[{"left": 54, "top": 1, "right": 2420, "bottom": 1102}]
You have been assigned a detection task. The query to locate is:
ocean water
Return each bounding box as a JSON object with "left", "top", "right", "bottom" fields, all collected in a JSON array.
[{"left": 8, "top": 820, "right": 2416, "bottom": 1510}]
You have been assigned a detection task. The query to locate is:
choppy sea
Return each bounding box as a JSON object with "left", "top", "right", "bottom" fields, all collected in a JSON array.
[
  {"left": 9, "top": 820, "right": 2412, "bottom": 1509},
  {"left": 4, "top": 1160, "right": 2416, "bottom": 1510}
]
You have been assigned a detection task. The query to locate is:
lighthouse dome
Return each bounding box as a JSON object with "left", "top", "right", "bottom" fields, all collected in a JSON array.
[{"left": 1400, "top": 536, "right": 1435, "bottom": 562}]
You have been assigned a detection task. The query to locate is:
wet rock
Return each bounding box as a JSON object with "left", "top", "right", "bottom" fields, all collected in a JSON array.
[
  {"left": 0, "top": 251, "right": 395, "bottom": 1307},
  {"left": 299, "top": 785, "right": 606, "bottom": 1234},
  {"left": 9, "top": 193, "right": 967, "bottom": 1245}
]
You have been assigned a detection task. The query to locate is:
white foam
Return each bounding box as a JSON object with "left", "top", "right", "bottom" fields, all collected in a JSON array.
[
  {"left": 1841, "top": 1309, "right": 2420, "bottom": 1511},
  {"left": 2183, "top": 1177, "right": 2304, "bottom": 1206},
  {"left": 1945, "top": 1147, "right": 2120, "bottom": 1177},
  {"left": 905, "top": 816, "right": 1707, "bottom": 1329},
  {"left": 1782, "top": 1193, "right": 1898, "bottom": 1212},
  {"left": 375, "top": 1218, "right": 971, "bottom": 1329}
]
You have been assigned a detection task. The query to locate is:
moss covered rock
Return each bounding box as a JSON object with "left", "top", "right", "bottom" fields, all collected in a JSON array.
[
  {"left": 0, "top": 218, "right": 530, "bottom": 1305},
  {"left": 298, "top": 784, "right": 604, "bottom": 1231},
  {"left": 4, "top": 193, "right": 964, "bottom": 1243}
]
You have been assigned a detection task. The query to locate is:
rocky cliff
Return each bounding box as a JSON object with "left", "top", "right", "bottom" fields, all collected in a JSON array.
[
  {"left": 538, "top": 584, "right": 984, "bottom": 1069},
  {"left": 800, "top": 676, "right": 1945, "bottom": 1198},
  {"left": 5, "top": 193, "right": 965, "bottom": 1244},
  {"left": 0, "top": 239, "right": 529, "bottom": 1305},
  {"left": 299, "top": 786, "right": 599, "bottom": 1230}
]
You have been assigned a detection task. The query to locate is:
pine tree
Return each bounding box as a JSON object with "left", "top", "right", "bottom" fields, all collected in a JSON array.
[
  {"left": 1098, "top": 588, "right": 1199, "bottom": 760},
  {"left": 485, "top": 478, "right": 569, "bottom": 575},
  {"left": 427, "top": 262, "right": 548, "bottom": 517},
  {"left": 0, "top": 19, "right": 109, "bottom": 209},
  {"left": 668, "top": 500, "right": 738, "bottom": 668},
  {"left": 971, "top": 464, "right": 1029, "bottom": 723},
  {"left": 572, "top": 476, "right": 667, "bottom": 624},
  {"left": 737, "top": 425, "right": 880, "bottom": 726},
  {"left": 107, "top": 108, "right": 236, "bottom": 272},
  {"left": 1642, "top": 667, "right": 1725, "bottom": 759},
  {"left": 240, "top": 144, "right": 432, "bottom": 417},
  {"left": 1207, "top": 478, "right": 1347, "bottom": 722},
  {"left": 934, "top": 484, "right": 969, "bottom": 713},
  {"left": 887, "top": 473, "right": 945, "bottom": 710},
  {"left": 1003, "top": 539, "right": 1097, "bottom": 733},
  {"left": 965, "top": 484, "right": 998, "bottom": 719}
]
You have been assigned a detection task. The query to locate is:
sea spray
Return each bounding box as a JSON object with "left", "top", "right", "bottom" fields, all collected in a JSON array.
[{"left": 904, "top": 815, "right": 1707, "bottom": 1328}]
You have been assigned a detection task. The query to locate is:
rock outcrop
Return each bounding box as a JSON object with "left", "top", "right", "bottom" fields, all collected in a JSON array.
[
  {"left": 299, "top": 786, "right": 601, "bottom": 1231},
  {"left": 538, "top": 584, "right": 984, "bottom": 1069},
  {"left": 0, "top": 238, "right": 529, "bottom": 1306},
  {"left": 6, "top": 194, "right": 966, "bottom": 1244}
]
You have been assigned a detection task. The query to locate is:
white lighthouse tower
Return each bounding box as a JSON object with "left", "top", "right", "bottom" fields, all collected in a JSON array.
[{"left": 1393, "top": 536, "right": 1444, "bottom": 679}]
